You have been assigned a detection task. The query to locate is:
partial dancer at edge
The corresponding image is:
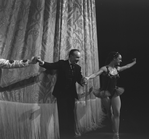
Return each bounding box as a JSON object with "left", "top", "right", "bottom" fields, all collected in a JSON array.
[{"left": 0, "top": 57, "right": 37, "bottom": 69}]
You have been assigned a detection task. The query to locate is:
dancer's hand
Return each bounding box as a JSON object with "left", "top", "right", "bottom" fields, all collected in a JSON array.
[
  {"left": 85, "top": 76, "right": 90, "bottom": 81},
  {"left": 132, "top": 58, "right": 136, "bottom": 66},
  {"left": 132, "top": 58, "right": 136, "bottom": 63}
]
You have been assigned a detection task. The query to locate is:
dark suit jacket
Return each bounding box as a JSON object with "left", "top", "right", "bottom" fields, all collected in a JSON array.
[{"left": 40, "top": 60, "right": 83, "bottom": 99}]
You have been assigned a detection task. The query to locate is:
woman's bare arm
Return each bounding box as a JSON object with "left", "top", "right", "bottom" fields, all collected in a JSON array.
[
  {"left": 86, "top": 66, "right": 106, "bottom": 80},
  {"left": 118, "top": 58, "right": 136, "bottom": 72}
]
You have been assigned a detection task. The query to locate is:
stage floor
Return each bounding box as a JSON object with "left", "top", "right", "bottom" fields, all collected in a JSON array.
[
  {"left": 77, "top": 131, "right": 148, "bottom": 139},
  {"left": 76, "top": 117, "right": 149, "bottom": 139}
]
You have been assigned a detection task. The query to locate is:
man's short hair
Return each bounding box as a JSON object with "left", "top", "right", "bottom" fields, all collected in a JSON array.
[{"left": 68, "top": 49, "right": 80, "bottom": 57}]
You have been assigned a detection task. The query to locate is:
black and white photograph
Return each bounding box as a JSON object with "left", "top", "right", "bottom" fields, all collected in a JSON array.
[{"left": 0, "top": 0, "right": 148, "bottom": 139}]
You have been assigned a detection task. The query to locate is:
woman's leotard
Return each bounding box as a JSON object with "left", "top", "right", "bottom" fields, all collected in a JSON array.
[{"left": 101, "top": 66, "right": 120, "bottom": 98}]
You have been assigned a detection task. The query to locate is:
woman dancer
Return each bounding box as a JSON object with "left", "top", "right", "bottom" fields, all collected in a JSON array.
[{"left": 86, "top": 51, "right": 136, "bottom": 139}]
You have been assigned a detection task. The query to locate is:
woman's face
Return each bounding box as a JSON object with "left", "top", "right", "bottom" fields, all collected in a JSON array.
[{"left": 114, "top": 54, "right": 122, "bottom": 65}]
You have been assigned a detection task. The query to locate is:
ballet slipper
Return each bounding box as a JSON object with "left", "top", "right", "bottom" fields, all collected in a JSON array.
[{"left": 113, "top": 133, "right": 119, "bottom": 139}]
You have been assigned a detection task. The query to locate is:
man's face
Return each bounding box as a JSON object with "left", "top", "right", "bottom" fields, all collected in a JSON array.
[{"left": 69, "top": 51, "right": 81, "bottom": 65}]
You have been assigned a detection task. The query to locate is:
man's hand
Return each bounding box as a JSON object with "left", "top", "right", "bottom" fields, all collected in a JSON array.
[
  {"left": 36, "top": 56, "right": 44, "bottom": 65},
  {"left": 29, "top": 56, "right": 38, "bottom": 64},
  {"left": 80, "top": 77, "right": 88, "bottom": 86}
]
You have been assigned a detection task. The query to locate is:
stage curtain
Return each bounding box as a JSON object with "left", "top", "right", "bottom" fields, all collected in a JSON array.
[{"left": 0, "top": 0, "right": 104, "bottom": 139}]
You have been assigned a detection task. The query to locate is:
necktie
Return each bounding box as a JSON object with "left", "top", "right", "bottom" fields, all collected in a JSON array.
[{"left": 70, "top": 64, "right": 74, "bottom": 74}]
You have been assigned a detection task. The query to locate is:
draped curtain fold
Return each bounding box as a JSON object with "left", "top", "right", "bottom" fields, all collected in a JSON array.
[{"left": 0, "top": 0, "right": 104, "bottom": 139}]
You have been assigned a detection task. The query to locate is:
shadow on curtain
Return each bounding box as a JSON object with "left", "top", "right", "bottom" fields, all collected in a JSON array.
[{"left": 0, "top": 0, "right": 104, "bottom": 139}]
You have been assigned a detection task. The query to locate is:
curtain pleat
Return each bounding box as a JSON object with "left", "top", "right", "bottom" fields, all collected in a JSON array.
[
  {"left": 0, "top": 100, "right": 59, "bottom": 139},
  {"left": 0, "top": 0, "right": 104, "bottom": 138}
]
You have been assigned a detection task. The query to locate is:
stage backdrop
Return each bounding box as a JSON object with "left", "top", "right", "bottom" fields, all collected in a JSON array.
[{"left": 0, "top": 0, "right": 104, "bottom": 139}]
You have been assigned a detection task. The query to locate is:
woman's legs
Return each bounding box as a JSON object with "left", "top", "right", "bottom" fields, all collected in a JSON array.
[
  {"left": 111, "top": 96, "right": 121, "bottom": 138},
  {"left": 101, "top": 97, "right": 111, "bottom": 118}
]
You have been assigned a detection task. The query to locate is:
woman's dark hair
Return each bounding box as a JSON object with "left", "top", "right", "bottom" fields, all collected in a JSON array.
[
  {"left": 105, "top": 51, "right": 120, "bottom": 65},
  {"left": 68, "top": 49, "right": 80, "bottom": 57}
]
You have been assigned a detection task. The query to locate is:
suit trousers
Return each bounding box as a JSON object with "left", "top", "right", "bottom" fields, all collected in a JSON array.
[{"left": 57, "top": 97, "right": 76, "bottom": 138}]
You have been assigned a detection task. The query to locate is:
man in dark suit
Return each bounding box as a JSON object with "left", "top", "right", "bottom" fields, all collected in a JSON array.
[{"left": 37, "top": 49, "right": 86, "bottom": 138}]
